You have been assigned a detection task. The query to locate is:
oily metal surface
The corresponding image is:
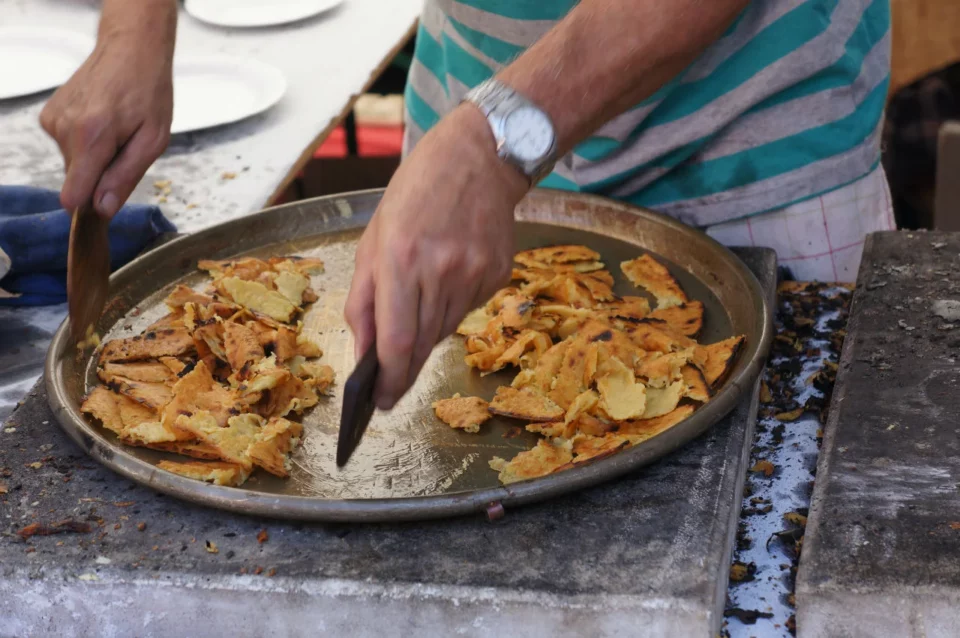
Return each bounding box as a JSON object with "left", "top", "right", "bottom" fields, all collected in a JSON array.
[{"left": 46, "top": 189, "right": 772, "bottom": 522}]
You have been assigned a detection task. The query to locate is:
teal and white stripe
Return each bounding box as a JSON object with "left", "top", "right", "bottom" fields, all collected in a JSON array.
[{"left": 404, "top": 0, "right": 891, "bottom": 227}]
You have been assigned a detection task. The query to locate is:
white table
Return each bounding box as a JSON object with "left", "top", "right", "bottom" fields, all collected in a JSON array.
[
  {"left": 0, "top": 0, "right": 420, "bottom": 419},
  {"left": 0, "top": 0, "right": 419, "bottom": 231}
]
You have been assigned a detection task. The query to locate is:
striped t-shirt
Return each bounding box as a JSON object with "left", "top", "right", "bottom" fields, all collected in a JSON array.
[{"left": 403, "top": 0, "right": 891, "bottom": 227}]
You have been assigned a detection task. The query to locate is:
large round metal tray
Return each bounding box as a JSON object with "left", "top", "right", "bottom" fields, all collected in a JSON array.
[{"left": 46, "top": 189, "right": 772, "bottom": 522}]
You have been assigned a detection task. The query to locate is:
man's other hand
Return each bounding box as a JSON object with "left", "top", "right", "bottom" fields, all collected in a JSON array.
[{"left": 40, "top": 33, "right": 173, "bottom": 218}]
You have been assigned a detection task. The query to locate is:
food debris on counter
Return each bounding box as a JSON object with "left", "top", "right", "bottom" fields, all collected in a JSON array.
[
  {"left": 17, "top": 520, "right": 93, "bottom": 540},
  {"left": 724, "top": 282, "right": 852, "bottom": 638}
]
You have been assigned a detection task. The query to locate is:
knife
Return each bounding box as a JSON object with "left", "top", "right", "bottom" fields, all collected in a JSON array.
[
  {"left": 67, "top": 203, "right": 111, "bottom": 344},
  {"left": 336, "top": 342, "right": 379, "bottom": 467}
]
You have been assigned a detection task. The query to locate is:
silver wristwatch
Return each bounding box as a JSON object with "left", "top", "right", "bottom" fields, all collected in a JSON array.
[{"left": 464, "top": 79, "right": 558, "bottom": 184}]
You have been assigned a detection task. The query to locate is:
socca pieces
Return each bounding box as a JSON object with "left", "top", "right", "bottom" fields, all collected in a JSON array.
[
  {"left": 621, "top": 254, "right": 688, "bottom": 309},
  {"left": 436, "top": 245, "right": 744, "bottom": 485},
  {"left": 432, "top": 394, "right": 491, "bottom": 433},
  {"left": 80, "top": 255, "right": 335, "bottom": 488}
]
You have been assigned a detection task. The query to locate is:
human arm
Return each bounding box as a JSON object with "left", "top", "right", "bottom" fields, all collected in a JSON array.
[
  {"left": 345, "top": 0, "right": 749, "bottom": 409},
  {"left": 40, "top": 0, "right": 178, "bottom": 218}
]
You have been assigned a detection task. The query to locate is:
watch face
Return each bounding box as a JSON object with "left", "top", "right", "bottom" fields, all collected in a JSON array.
[{"left": 503, "top": 106, "right": 554, "bottom": 162}]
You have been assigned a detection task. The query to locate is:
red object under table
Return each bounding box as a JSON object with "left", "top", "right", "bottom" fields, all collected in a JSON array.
[{"left": 314, "top": 125, "right": 404, "bottom": 158}]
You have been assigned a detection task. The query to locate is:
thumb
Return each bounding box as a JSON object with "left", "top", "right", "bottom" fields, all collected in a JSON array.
[
  {"left": 345, "top": 263, "right": 376, "bottom": 361},
  {"left": 94, "top": 123, "right": 171, "bottom": 218}
]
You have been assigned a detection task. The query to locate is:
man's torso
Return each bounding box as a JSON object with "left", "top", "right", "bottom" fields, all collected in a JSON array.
[{"left": 404, "top": 0, "right": 891, "bottom": 226}]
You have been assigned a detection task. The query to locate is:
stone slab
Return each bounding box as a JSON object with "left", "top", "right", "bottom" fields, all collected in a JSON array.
[
  {"left": 797, "top": 231, "right": 960, "bottom": 637},
  {"left": 0, "top": 249, "right": 775, "bottom": 638}
]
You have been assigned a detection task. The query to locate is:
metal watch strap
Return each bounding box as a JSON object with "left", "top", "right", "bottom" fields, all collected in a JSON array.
[
  {"left": 464, "top": 79, "right": 557, "bottom": 184},
  {"left": 467, "top": 80, "right": 514, "bottom": 118}
]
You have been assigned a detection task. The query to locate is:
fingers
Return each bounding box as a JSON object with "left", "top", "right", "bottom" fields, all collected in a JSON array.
[
  {"left": 344, "top": 220, "right": 379, "bottom": 360},
  {"left": 405, "top": 267, "right": 445, "bottom": 391},
  {"left": 59, "top": 112, "right": 119, "bottom": 214},
  {"left": 39, "top": 101, "right": 71, "bottom": 168},
  {"left": 93, "top": 123, "right": 170, "bottom": 218},
  {"left": 476, "top": 248, "right": 513, "bottom": 307},
  {"left": 344, "top": 263, "right": 376, "bottom": 361},
  {"left": 373, "top": 243, "right": 420, "bottom": 410},
  {"left": 441, "top": 272, "right": 483, "bottom": 342}
]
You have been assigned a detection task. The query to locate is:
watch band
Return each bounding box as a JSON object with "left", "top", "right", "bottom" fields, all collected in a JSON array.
[
  {"left": 467, "top": 79, "right": 515, "bottom": 118},
  {"left": 464, "top": 79, "right": 558, "bottom": 184}
]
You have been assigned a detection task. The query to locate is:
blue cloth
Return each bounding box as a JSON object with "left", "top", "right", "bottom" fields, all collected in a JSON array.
[{"left": 0, "top": 186, "right": 176, "bottom": 306}]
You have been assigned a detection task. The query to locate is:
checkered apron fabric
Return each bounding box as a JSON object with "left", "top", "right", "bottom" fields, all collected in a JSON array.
[{"left": 705, "top": 165, "right": 895, "bottom": 282}]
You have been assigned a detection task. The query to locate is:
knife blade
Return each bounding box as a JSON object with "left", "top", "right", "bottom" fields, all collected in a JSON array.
[
  {"left": 336, "top": 342, "right": 379, "bottom": 467},
  {"left": 67, "top": 203, "right": 111, "bottom": 344}
]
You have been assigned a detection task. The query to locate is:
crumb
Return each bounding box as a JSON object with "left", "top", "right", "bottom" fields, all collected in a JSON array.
[
  {"left": 158, "top": 197, "right": 168, "bottom": 204},
  {"left": 253, "top": 566, "right": 263, "bottom": 575},
  {"left": 221, "top": 171, "right": 237, "bottom": 180},
  {"left": 267, "top": 568, "right": 276, "bottom": 577},
  {"left": 76, "top": 324, "right": 101, "bottom": 351},
  {"left": 186, "top": 203, "right": 198, "bottom": 210},
  {"left": 750, "top": 460, "right": 775, "bottom": 477},
  {"left": 784, "top": 512, "right": 807, "bottom": 526},
  {"left": 153, "top": 180, "right": 171, "bottom": 189},
  {"left": 136, "top": 522, "right": 146, "bottom": 532},
  {"left": 206, "top": 540, "right": 219, "bottom": 554},
  {"left": 257, "top": 529, "right": 268, "bottom": 544}
]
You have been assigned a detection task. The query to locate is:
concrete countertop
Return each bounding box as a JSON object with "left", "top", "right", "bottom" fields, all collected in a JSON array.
[{"left": 0, "top": 250, "right": 776, "bottom": 638}]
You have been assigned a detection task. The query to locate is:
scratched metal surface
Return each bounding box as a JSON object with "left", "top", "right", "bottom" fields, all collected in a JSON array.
[{"left": 45, "top": 189, "right": 772, "bottom": 521}]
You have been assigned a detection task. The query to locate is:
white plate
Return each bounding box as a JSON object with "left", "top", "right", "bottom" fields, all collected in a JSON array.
[
  {"left": 0, "top": 27, "right": 94, "bottom": 100},
  {"left": 184, "top": 0, "right": 344, "bottom": 28},
  {"left": 171, "top": 55, "right": 286, "bottom": 134}
]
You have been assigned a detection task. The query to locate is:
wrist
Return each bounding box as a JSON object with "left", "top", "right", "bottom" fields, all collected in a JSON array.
[
  {"left": 451, "top": 103, "right": 532, "bottom": 203},
  {"left": 98, "top": 0, "right": 177, "bottom": 55}
]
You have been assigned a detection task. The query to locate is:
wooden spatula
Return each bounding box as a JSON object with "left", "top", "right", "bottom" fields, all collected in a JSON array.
[{"left": 67, "top": 203, "right": 110, "bottom": 343}]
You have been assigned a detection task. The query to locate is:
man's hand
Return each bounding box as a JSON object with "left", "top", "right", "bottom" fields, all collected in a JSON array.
[
  {"left": 40, "top": 0, "right": 176, "bottom": 218},
  {"left": 345, "top": 104, "right": 529, "bottom": 410}
]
